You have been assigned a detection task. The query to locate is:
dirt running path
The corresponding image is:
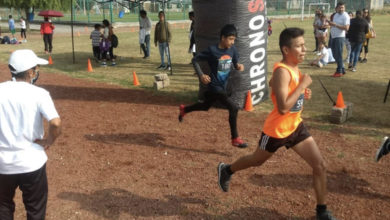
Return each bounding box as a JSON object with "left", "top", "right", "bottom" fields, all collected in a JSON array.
[{"left": 1, "top": 67, "right": 389, "bottom": 220}]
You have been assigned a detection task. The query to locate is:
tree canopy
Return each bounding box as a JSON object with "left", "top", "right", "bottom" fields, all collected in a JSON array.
[{"left": 0, "top": 0, "right": 71, "bottom": 11}]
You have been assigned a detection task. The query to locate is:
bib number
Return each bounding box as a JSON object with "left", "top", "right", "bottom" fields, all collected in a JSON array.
[{"left": 290, "top": 94, "right": 304, "bottom": 113}]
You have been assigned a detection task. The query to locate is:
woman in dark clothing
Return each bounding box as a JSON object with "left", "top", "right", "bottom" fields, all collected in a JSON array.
[
  {"left": 360, "top": 8, "right": 374, "bottom": 63},
  {"left": 347, "top": 10, "right": 369, "bottom": 72}
]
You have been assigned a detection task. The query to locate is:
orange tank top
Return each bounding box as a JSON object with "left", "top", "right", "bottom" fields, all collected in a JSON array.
[{"left": 263, "top": 62, "right": 304, "bottom": 138}]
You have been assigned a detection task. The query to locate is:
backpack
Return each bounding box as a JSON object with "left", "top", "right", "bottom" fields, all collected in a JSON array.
[{"left": 111, "top": 34, "right": 118, "bottom": 48}]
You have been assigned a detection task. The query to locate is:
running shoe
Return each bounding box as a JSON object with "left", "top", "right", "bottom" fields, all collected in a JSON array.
[
  {"left": 375, "top": 136, "right": 389, "bottom": 162},
  {"left": 316, "top": 210, "right": 337, "bottom": 220},
  {"left": 157, "top": 64, "right": 165, "bottom": 69},
  {"left": 232, "top": 137, "right": 248, "bottom": 148},
  {"left": 217, "top": 163, "right": 232, "bottom": 192},
  {"left": 332, "top": 72, "right": 342, "bottom": 77}
]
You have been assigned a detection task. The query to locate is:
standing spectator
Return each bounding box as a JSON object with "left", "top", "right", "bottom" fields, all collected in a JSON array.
[
  {"left": 188, "top": 11, "right": 196, "bottom": 58},
  {"left": 154, "top": 11, "right": 172, "bottom": 70},
  {"left": 90, "top": 24, "right": 102, "bottom": 62},
  {"left": 139, "top": 10, "right": 152, "bottom": 59},
  {"left": 344, "top": 11, "right": 353, "bottom": 65},
  {"left": 8, "top": 15, "right": 15, "bottom": 38},
  {"left": 40, "top": 17, "right": 55, "bottom": 54},
  {"left": 0, "top": 49, "right": 62, "bottom": 220},
  {"left": 314, "top": 14, "right": 329, "bottom": 50},
  {"left": 312, "top": 9, "right": 322, "bottom": 52},
  {"left": 328, "top": 2, "right": 350, "bottom": 77},
  {"left": 20, "top": 17, "right": 27, "bottom": 42},
  {"left": 360, "top": 8, "right": 375, "bottom": 63},
  {"left": 101, "top": 19, "right": 116, "bottom": 66},
  {"left": 346, "top": 10, "right": 368, "bottom": 72},
  {"left": 328, "top": 7, "right": 337, "bottom": 48}
]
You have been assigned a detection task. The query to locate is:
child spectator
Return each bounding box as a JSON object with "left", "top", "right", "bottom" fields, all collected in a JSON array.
[
  {"left": 101, "top": 19, "right": 115, "bottom": 66},
  {"left": 90, "top": 24, "right": 102, "bottom": 62},
  {"left": 8, "top": 15, "right": 15, "bottom": 38},
  {"left": 311, "top": 41, "right": 329, "bottom": 68},
  {"left": 139, "top": 10, "right": 152, "bottom": 59},
  {"left": 20, "top": 17, "right": 27, "bottom": 42},
  {"left": 154, "top": 11, "right": 172, "bottom": 70}
]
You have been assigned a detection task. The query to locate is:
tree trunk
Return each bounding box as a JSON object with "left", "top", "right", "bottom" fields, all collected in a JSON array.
[{"left": 25, "top": 7, "right": 30, "bottom": 32}]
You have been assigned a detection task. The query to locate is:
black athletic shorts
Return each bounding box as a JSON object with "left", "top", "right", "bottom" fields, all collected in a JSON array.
[{"left": 258, "top": 122, "right": 311, "bottom": 153}]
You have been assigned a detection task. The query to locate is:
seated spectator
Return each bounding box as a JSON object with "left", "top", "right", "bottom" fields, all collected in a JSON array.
[
  {"left": 311, "top": 41, "right": 329, "bottom": 68},
  {"left": 1, "top": 36, "right": 11, "bottom": 44}
]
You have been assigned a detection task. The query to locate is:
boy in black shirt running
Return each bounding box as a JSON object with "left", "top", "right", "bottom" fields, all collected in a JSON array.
[{"left": 178, "top": 24, "right": 247, "bottom": 148}]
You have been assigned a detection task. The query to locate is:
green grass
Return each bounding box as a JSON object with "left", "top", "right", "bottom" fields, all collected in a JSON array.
[{"left": 0, "top": 15, "right": 389, "bottom": 139}]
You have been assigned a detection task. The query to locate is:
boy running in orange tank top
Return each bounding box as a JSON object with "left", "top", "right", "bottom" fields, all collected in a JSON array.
[{"left": 217, "top": 28, "right": 337, "bottom": 220}]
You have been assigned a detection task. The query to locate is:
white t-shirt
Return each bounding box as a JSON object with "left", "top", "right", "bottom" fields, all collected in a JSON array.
[
  {"left": 0, "top": 81, "right": 59, "bottom": 174},
  {"left": 331, "top": 12, "right": 350, "bottom": 38},
  {"left": 21, "top": 20, "right": 26, "bottom": 29},
  {"left": 320, "top": 47, "right": 329, "bottom": 63},
  {"left": 139, "top": 17, "right": 152, "bottom": 35}
]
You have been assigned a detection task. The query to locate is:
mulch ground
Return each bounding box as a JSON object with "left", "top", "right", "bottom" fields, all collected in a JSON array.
[{"left": 1, "top": 65, "right": 389, "bottom": 220}]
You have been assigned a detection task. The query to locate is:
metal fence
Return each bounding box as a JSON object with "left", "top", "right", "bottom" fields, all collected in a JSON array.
[
  {"left": 0, "top": 0, "right": 193, "bottom": 24},
  {"left": 267, "top": 0, "right": 368, "bottom": 17},
  {"left": 0, "top": 0, "right": 375, "bottom": 24}
]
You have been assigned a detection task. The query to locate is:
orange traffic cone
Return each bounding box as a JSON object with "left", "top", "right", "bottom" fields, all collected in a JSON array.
[
  {"left": 335, "top": 91, "right": 346, "bottom": 108},
  {"left": 133, "top": 71, "right": 140, "bottom": 86},
  {"left": 244, "top": 91, "right": 254, "bottom": 112},
  {"left": 87, "top": 59, "right": 93, "bottom": 72},
  {"left": 77, "top": 31, "right": 80, "bottom": 37},
  {"left": 48, "top": 55, "right": 53, "bottom": 65}
]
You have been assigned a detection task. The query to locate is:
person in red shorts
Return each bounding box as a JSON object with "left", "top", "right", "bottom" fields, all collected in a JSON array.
[{"left": 217, "top": 28, "right": 337, "bottom": 220}]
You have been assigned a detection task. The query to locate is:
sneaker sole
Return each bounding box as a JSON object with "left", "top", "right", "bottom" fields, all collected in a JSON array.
[
  {"left": 234, "top": 144, "right": 248, "bottom": 149},
  {"left": 217, "top": 163, "right": 227, "bottom": 192},
  {"left": 375, "top": 136, "right": 389, "bottom": 162}
]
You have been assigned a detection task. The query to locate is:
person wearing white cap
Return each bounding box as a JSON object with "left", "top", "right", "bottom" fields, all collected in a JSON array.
[{"left": 0, "top": 49, "right": 62, "bottom": 220}]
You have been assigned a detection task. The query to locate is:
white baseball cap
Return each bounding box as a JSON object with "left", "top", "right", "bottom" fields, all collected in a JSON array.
[{"left": 9, "top": 49, "right": 48, "bottom": 74}]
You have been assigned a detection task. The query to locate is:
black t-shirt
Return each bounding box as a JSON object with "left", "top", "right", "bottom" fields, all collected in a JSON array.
[
  {"left": 192, "top": 44, "right": 239, "bottom": 92},
  {"left": 347, "top": 17, "right": 369, "bottom": 43}
]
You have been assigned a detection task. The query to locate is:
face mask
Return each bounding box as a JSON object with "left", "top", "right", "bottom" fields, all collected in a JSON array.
[{"left": 31, "top": 69, "right": 39, "bottom": 84}]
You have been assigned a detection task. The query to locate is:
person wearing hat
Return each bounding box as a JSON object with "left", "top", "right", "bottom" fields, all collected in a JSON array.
[{"left": 0, "top": 49, "right": 62, "bottom": 220}]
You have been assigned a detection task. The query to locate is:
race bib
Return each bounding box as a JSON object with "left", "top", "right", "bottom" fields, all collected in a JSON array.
[{"left": 290, "top": 94, "right": 304, "bottom": 113}]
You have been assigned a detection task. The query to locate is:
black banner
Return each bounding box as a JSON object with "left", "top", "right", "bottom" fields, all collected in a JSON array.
[{"left": 192, "top": 0, "right": 269, "bottom": 107}]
